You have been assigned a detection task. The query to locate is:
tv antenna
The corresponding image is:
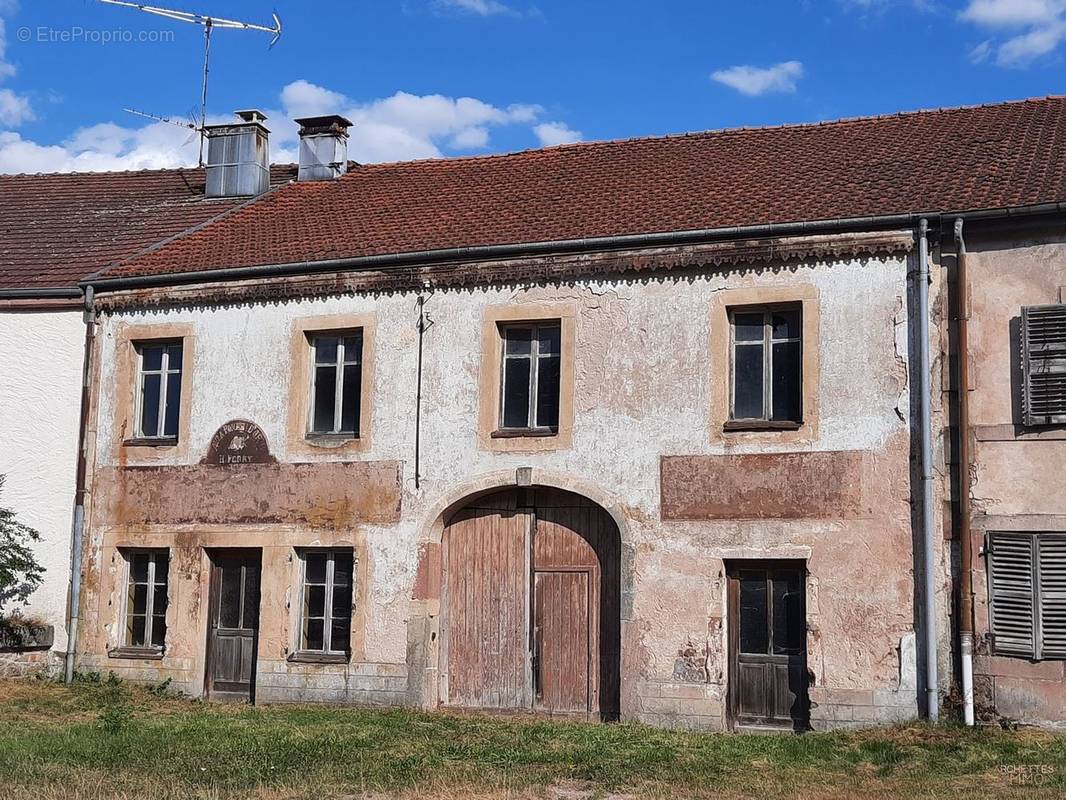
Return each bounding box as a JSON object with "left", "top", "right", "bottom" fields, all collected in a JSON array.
[{"left": 99, "top": 1, "right": 282, "bottom": 165}]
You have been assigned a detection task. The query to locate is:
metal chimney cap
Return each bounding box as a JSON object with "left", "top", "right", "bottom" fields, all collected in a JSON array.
[
  {"left": 234, "top": 109, "right": 269, "bottom": 123},
  {"left": 295, "top": 114, "right": 353, "bottom": 137}
]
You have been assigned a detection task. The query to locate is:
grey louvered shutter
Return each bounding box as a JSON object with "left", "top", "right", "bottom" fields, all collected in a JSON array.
[
  {"left": 1022, "top": 305, "right": 1066, "bottom": 427},
  {"left": 1038, "top": 534, "right": 1066, "bottom": 658},
  {"left": 988, "top": 532, "right": 1036, "bottom": 658}
]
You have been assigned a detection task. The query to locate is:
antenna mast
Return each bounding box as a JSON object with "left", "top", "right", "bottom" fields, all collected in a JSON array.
[{"left": 98, "top": 1, "right": 282, "bottom": 165}]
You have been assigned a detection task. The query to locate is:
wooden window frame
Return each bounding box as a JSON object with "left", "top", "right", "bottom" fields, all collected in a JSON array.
[
  {"left": 496, "top": 321, "right": 562, "bottom": 435},
  {"left": 132, "top": 339, "right": 183, "bottom": 442},
  {"left": 114, "top": 548, "right": 169, "bottom": 657},
  {"left": 726, "top": 304, "right": 803, "bottom": 431},
  {"left": 306, "top": 329, "right": 363, "bottom": 440},
  {"left": 988, "top": 531, "right": 1066, "bottom": 661},
  {"left": 295, "top": 548, "right": 355, "bottom": 660}
]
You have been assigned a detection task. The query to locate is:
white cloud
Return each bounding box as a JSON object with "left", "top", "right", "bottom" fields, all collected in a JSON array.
[
  {"left": 961, "top": 0, "right": 1066, "bottom": 66},
  {"left": 0, "top": 79, "right": 578, "bottom": 173},
  {"left": 0, "top": 7, "right": 33, "bottom": 126},
  {"left": 533, "top": 121, "right": 582, "bottom": 146},
  {"left": 711, "top": 61, "right": 804, "bottom": 96},
  {"left": 435, "top": 0, "right": 515, "bottom": 16}
]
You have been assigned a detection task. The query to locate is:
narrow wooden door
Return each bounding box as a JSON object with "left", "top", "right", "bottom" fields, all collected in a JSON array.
[
  {"left": 205, "top": 550, "right": 261, "bottom": 702},
  {"left": 533, "top": 570, "right": 591, "bottom": 715},
  {"left": 728, "top": 564, "right": 809, "bottom": 730}
]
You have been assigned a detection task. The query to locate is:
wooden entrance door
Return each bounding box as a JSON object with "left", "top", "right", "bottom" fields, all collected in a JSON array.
[
  {"left": 728, "top": 563, "right": 809, "bottom": 731},
  {"left": 205, "top": 550, "right": 261, "bottom": 702},
  {"left": 440, "top": 487, "right": 620, "bottom": 720}
]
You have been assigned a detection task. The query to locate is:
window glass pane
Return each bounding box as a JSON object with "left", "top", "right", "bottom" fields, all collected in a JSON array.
[
  {"left": 330, "top": 619, "right": 351, "bottom": 652},
  {"left": 504, "top": 328, "right": 533, "bottom": 355},
  {"left": 332, "top": 582, "right": 353, "bottom": 619},
  {"left": 771, "top": 341, "right": 803, "bottom": 422},
  {"left": 333, "top": 552, "right": 353, "bottom": 587},
  {"left": 151, "top": 615, "right": 167, "bottom": 648},
  {"left": 153, "top": 588, "right": 168, "bottom": 617},
  {"left": 502, "top": 358, "right": 532, "bottom": 428},
  {"left": 739, "top": 573, "right": 769, "bottom": 654},
  {"left": 129, "top": 615, "right": 147, "bottom": 647},
  {"left": 772, "top": 573, "right": 805, "bottom": 655},
  {"left": 343, "top": 333, "right": 362, "bottom": 364},
  {"left": 538, "top": 325, "right": 561, "bottom": 356},
  {"left": 131, "top": 552, "right": 150, "bottom": 583},
  {"left": 771, "top": 310, "right": 802, "bottom": 341},
  {"left": 305, "top": 552, "right": 327, "bottom": 584},
  {"left": 163, "top": 372, "right": 181, "bottom": 438},
  {"left": 155, "top": 552, "right": 169, "bottom": 583},
  {"left": 166, "top": 343, "right": 183, "bottom": 371},
  {"left": 341, "top": 364, "right": 361, "bottom": 433},
  {"left": 305, "top": 585, "right": 326, "bottom": 618},
  {"left": 304, "top": 618, "right": 324, "bottom": 652},
  {"left": 242, "top": 565, "right": 259, "bottom": 630},
  {"left": 219, "top": 566, "right": 242, "bottom": 628},
  {"left": 733, "top": 313, "right": 764, "bottom": 342},
  {"left": 313, "top": 365, "right": 337, "bottom": 433},
  {"left": 131, "top": 583, "right": 149, "bottom": 616},
  {"left": 733, "top": 344, "right": 764, "bottom": 419},
  {"left": 140, "top": 373, "right": 161, "bottom": 436},
  {"left": 314, "top": 336, "right": 339, "bottom": 365},
  {"left": 536, "top": 356, "right": 560, "bottom": 428},
  {"left": 141, "top": 345, "right": 164, "bottom": 372}
]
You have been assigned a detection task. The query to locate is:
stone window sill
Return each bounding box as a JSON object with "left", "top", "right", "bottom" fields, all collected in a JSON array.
[
  {"left": 108, "top": 646, "right": 164, "bottom": 660},
  {"left": 287, "top": 651, "right": 350, "bottom": 664},
  {"left": 304, "top": 432, "right": 360, "bottom": 447},
  {"left": 490, "top": 427, "right": 558, "bottom": 439},
  {"left": 723, "top": 420, "right": 803, "bottom": 433},
  {"left": 123, "top": 437, "right": 178, "bottom": 448}
]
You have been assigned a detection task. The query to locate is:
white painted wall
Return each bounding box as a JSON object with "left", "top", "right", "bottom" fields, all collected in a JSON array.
[{"left": 0, "top": 309, "right": 83, "bottom": 650}]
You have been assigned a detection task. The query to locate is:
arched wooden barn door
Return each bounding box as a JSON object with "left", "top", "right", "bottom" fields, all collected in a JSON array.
[{"left": 441, "top": 487, "right": 620, "bottom": 720}]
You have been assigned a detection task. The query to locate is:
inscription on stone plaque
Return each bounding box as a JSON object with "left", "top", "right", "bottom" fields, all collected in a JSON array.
[{"left": 202, "top": 420, "right": 276, "bottom": 465}]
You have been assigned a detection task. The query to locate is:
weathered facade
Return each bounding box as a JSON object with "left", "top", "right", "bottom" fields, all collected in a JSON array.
[
  {"left": 74, "top": 231, "right": 938, "bottom": 730},
  {"left": 955, "top": 220, "right": 1066, "bottom": 728}
]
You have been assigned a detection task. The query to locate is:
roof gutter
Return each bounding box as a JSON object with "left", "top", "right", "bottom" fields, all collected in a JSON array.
[
  {"left": 81, "top": 201, "right": 1066, "bottom": 294},
  {"left": 0, "top": 287, "right": 82, "bottom": 299}
]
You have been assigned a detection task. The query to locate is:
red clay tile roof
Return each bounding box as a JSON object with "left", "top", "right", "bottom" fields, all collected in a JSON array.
[
  {"left": 0, "top": 164, "right": 296, "bottom": 291},
  {"left": 94, "top": 96, "right": 1066, "bottom": 281}
]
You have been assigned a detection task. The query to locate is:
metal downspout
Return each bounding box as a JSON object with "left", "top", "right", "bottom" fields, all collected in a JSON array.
[
  {"left": 64, "top": 285, "right": 95, "bottom": 683},
  {"left": 954, "top": 219, "right": 975, "bottom": 726},
  {"left": 918, "top": 219, "right": 939, "bottom": 721}
]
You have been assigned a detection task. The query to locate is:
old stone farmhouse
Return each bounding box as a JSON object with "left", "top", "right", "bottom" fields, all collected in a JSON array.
[{"left": 2, "top": 98, "right": 1066, "bottom": 731}]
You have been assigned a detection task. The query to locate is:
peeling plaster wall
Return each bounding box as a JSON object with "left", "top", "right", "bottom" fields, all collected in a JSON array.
[
  {"left": 964, "top": 225, "right": 1066, "bottom": 727},
  {"left": 0, "top": 309, "right": 83, "bottom": 657},
  {"left": 79, "top": 251, "right": 931, "bottom": 728}
]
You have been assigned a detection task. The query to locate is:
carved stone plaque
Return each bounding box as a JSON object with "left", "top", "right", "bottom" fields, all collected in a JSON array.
[{"left": 203, "top": 419, "right": 276, "bottom": 465}]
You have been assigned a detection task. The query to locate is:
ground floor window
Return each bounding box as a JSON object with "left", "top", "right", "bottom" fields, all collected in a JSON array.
[
  {"left": 123, "top": 549, "right": 169, "bottom": 650},
  {"left": 988, "top": 532, "right": 1066, "bottom": 660},
  {"left": 298, "top": 549, "right": 354, "bottom": 655}
]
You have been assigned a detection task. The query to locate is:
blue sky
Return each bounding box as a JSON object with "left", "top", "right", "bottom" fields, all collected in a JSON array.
[{"left": 0, "top": 0, "right": 1063, "bottom": 172}]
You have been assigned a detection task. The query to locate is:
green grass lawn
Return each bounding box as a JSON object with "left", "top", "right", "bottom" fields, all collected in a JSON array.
[{"left": 0, "top": 676, "right": 1063, "bottom": 799}]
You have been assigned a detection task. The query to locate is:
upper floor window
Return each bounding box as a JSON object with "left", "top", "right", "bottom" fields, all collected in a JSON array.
[
  {"left": 729, "top": 306, "right": 803, "bottom": 427},
  {"left": 1021, "top": 304, "right": 1066, "bottom": 427},
  {"left": 123, "top": 549, "right": 169, "bottom": 651},
  {"left": 298, "top": 549, "right": 354, "bottom": 656},
  {"left": 308, "top": 331, "right": 363, "bottom": 437},
  {"left": 499, "top": 322, "right": 561, "bottom": 432},
  {"left": 135, "top": 341, "right": 183, "bottom": 440},
  {"left": 988, "top": 531, "right": 1066, "bottom": 660}
]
